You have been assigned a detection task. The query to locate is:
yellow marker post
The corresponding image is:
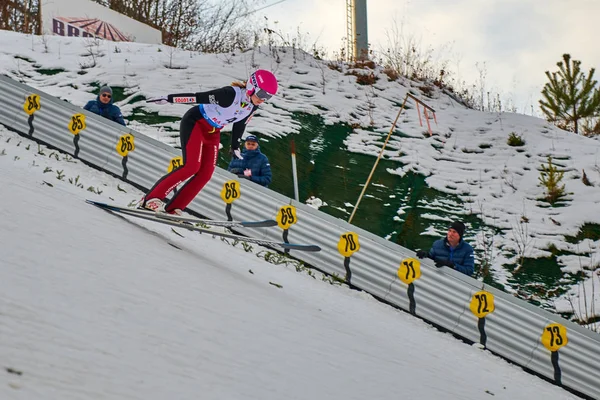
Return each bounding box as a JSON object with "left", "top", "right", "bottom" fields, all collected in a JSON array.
[
  {"left": 220, "top": 180, "right": 241, "bottom": 204},
  {"left": 116, "top": 134, "right": 135, "bottom": 156},
  {"left": 397, "top": 258, "right": 421, "bottom": 285},
  {"left": 277, "top": 205, "right": 298, "bottom": 253},
  {"left": 470, "top": 290, "right": 496, "bottom": 348},
  {"left": 469, "top": 291, "right": 495, "bottom": 318},
  {"left": 337, "top": 232, "right": 360, "bottom": 257},
  {"left": 23, "top": 94, "right": 41, "bottom": 115},
  {"left": 220, "top": 180, "right": 241, "bottom": 221},
  {"left": 168, "top": 156, "right": 183, "bottom": 173},
  {"left": 541, "top": 323, "right": 568, "bottom": 352},
  {"left": 23, "top": 94, "right": 41, "bottom": 137},
  {"left": 337, "top": 232, "right": 360, "bottom": 287},
  {"left": 68, "top": 113, "right": 86, "bottom": 158},
  {"left": 541, "top": 323, "right": 568, "bottom": 384},
  {"left": 68, "top": 113, "right": 86, "bottom": 135},
  {"left": 276, "top": 205, "right": 297, "bottom": 230},
  {"left": 397, "top": 257, "right": 421, "bottom": 315},
  {"left": 116, "top": 134, "right": 135, "bottom": 179}
]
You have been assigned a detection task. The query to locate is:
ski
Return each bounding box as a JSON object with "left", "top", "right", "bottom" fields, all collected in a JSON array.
[
  {"left": 87, "top": 199, "right": 321, "bottom": 252},
  {"left": 85, "top": 199, "right": 277, "bottom": 228}
]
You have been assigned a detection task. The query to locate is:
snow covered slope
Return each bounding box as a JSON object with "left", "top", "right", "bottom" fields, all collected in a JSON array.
[{"left": 0, "top": 122, "right": 580, "bottom": 398}]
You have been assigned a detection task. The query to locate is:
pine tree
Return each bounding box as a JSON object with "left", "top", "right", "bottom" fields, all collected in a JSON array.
[
  {"left": 539, "top": 156, "right": 565, "bottom": 205},
  {"left": 539, "top": 54, "right": 600, "bottom": 134}
]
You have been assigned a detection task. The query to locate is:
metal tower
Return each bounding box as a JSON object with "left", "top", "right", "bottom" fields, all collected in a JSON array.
[
  {"left": 345, "top": 0, "right": 354, "bottom": 61},
  {"left": 345, "top": 0, "right": 369, "bottom": 61}
]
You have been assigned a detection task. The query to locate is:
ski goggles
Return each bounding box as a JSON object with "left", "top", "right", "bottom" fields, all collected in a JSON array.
[{"left": 254, "top": 88, "right": 273, "bottom": 101}]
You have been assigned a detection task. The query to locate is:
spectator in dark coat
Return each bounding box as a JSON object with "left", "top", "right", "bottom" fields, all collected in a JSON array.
[
  {"left": 227, "top": 135, "right": 272, "bottom": 187},
  {"left": 416, "top": 221, "right": 475, "bottom": 276},
  {"left": 83, "top": 85, "right": 126, "bottom": 126}
]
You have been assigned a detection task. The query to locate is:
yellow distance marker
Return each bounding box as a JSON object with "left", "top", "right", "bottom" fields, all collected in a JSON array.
[
  {"left": 168, "top": 156, "right": 183, "bottom": 173},
  {"left": 541, "top": 323, "right": 568, "bottom": 352},
  {"left": 337, "top": 232, "right": 360, "bottom": 257},
  {"left": 397, "top": 258, "right": 421, "bottom": 284},
  {"left": 23, "top": 94, "right": 41, "bottom": 115},
  {"left": 68, "top": 113, "right": 86, "bottom": 135},
  {"left": 221, "top": 180, "right": 241, "bottom": 204},
  {"left": 276, "top": 205, "right": 297, "bottom": 230},
  {"left": 469, "top": 291, "right": 495, "bottom": 318},
  {"left": 116, "top": 134, "right": 135, "bottom": 156}
]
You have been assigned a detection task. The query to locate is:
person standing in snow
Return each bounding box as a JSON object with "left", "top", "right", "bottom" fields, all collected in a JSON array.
[
  {"left": 416, "top": 221, "right": 475, "bottom": 276},
  {"left": 227, "top": 135, "right": 272, "bottom": 187},
  {"left": 83, "top": 85, "right": 126, "bottom": 126},
  {"left": 142, "top": 69, "right": 278, "bottom": 215}
]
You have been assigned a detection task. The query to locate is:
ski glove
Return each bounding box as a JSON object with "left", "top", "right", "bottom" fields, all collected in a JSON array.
[
  {"left": 237, "top": 174, "right": 249, "bottom": 180},
  {"left": 416, "top": 250, "right": 428, "bottom": 259},
  {"left": 232, "top": 149, "right": 243, "bottom": 160},
  {"left": 147, "top": 96, "right": 169, "bottom": 105},
  {"left": 435, "top": 259, "right": 454, "bottom": 269}
]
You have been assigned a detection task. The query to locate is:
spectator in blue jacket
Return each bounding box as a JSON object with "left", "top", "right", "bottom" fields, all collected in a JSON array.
[
  {"left": 416, "top": 221, "right": 475, "bottom": 276},
  {"left": 83, "top": 85, "right": 126, "bottom": 126},
  {"left": 227, "top": 135, "right": 272, "bottom": 187}
]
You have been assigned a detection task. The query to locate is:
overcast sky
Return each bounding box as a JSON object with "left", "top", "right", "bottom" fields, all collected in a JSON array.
[{"left": 262, "top": 0, "right": 600, "bottom": 114}]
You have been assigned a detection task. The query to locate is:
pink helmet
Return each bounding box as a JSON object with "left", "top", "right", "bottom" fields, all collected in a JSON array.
[{"left": 246, "top": 69, "right": 278, "bottom": 101}]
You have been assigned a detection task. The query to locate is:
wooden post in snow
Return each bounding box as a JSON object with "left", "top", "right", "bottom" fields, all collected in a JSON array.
[{"left": 348, "top": 93, "right": 437, "bottom": 224}]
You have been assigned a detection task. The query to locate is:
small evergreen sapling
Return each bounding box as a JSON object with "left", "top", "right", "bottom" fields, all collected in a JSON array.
[
  {"left": 507, "top": 132, "right": 525, "bottom": 146},
  {"left": 538, "top": 156, "right": 565, "bottom": 204}
]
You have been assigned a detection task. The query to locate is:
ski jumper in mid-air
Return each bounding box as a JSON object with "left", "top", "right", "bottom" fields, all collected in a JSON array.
[{"left": 142, "top": 69, "right": 278, "bottom": 215}]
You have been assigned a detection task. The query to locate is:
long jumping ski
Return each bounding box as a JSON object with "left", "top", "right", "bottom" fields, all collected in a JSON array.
[
  {"left": 85, "top": 199, "right": 277, "bottom": 229},
  {"left": 86, "top": 199, "right": 321, "bottom": 252}
]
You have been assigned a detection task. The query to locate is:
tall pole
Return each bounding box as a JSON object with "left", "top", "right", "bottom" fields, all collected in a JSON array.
[
  {"left": 348, "top": 94, "right": 409, "bottom": 224},
  {"left": 353, "top": 0, "right": 369, "bottom": 60},
  {"left": 291, "top": 139, "right": 299, "bottom": 202},
  {"left": 345, "top": 0, "right": 354, "bottom": 62}
]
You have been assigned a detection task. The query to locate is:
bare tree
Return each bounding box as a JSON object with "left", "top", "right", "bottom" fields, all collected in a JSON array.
[
  {"left": 379, "top": 16, "right": 450, "bottom": 84},
  {"left": 1, "top": 0, "right": 41, "bottom": 34},
  {"left": 159, "top": 0, "right": 202, "bottom": 49},
  {"left": 565, "top": 247, "right": 599, "bottom": 332},
  {"left": 192, "top": 0, "right": 255, "bottom": 52},
  {"left": 91, "top": 0, "right": 257, "bottom": 52},
  {"left": 6, "top": 0, "right": 261, "bottom": 54},
  {"left": 511, "top": 216, "right": 534, "bottom": 274}
]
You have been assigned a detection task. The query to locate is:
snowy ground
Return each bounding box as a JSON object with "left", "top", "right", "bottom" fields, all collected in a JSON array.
[
  {"left": 0, "top": 31, "right": 598, "bottom": 325},
  {"left": 0, "top": 121, "right": 581, "bottom": 399}
]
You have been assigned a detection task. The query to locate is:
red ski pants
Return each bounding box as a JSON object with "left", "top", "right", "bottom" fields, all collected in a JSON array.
[{"left": 145, "top": 113, "right": 220, "bottom": 212}]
